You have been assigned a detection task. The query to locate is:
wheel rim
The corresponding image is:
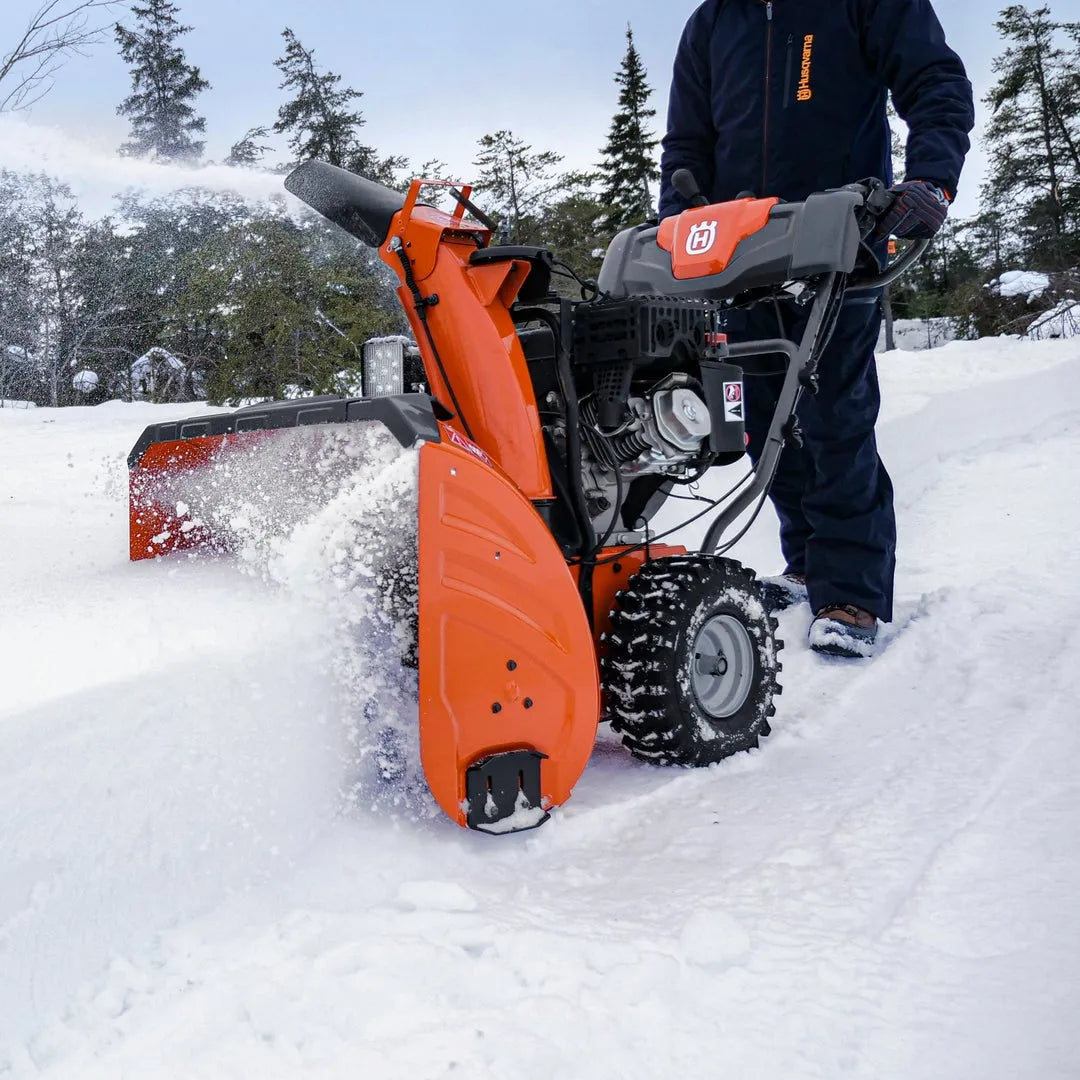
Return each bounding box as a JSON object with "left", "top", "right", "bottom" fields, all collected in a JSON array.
[{"left": 691, "top": 614, "right": 755, "bottom": 719}]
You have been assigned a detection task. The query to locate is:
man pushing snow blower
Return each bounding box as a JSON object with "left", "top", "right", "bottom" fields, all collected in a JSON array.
[{"left": 660, "top": 0, "right": 974, "bottom": 657}]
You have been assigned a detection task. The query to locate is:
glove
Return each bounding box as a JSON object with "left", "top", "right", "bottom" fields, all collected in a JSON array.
[{"left": 874, "top": 180, "right": 951, "bottom": 240}]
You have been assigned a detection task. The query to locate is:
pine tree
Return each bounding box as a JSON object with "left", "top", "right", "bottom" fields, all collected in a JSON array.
[
  {"left": 539, "top": 172, "right": 608, "bottom": 288},
  {"left": 225, "top": 126, "right": 271, "bottom": 167},
  {"left": 983, "top": 5, "right": 1080, "bottom": 268},
  {"left": 473, "top": 130, "right": 562, "bottom": 244},
  {"left": 115, "top": 0, "right": 209, "bottom": 162},
  {"left": 597, "top": 25, "right": 660, "bottom": 233},
  {"left": 272, "top": 29, "right": 404, "bottom": 183},
  {"left": 184, "top": 218, "right": 397, "bottom": 404}
]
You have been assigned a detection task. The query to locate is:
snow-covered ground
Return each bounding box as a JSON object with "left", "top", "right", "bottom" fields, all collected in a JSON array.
[{"left": 2, "top": 336, "right": 1079, "bottom": 1078}]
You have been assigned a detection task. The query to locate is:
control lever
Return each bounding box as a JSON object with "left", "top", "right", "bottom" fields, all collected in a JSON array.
[{"left": 671, "top": 169, "right": 710, "bottom": 209}]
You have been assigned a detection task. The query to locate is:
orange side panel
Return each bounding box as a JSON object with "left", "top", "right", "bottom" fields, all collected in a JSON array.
[
  {"left": 658, "top": 197, "right": 779, "bottom": 280},
  {"left": 418, "top": 437, "right": 600, "bottom": 827}
]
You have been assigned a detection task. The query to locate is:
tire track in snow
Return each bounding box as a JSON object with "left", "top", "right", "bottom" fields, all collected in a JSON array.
[{"left": 4, "top": 349, "right": 1080, "bottom": 1078}]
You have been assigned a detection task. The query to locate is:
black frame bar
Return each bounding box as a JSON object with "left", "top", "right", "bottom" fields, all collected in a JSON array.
[{"left": 700, "top": 273, "right": 839, "bottom": 553}]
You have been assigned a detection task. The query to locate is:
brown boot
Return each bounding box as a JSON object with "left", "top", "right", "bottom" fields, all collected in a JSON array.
[{"left": 809, "top": 604, "right": 878, "bottom": 658}]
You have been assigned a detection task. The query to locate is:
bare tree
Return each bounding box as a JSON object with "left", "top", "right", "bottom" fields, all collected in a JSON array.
[{"left": 0, "top": 1, "right": 114, "bottom": 112}]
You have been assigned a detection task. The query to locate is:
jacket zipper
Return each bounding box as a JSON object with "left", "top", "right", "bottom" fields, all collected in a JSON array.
[
  {"left": 783, "top": 33, "right": 794, "bottom": 109},
  {"left": 762, "top": 1, "right": 773, "bottom": 195}
]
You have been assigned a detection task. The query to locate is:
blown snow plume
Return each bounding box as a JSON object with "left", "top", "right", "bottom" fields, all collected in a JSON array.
[
  {"left": 136, "top": 422, "right": 431, "bottom": 814},
  {"left": 0, "top": 114, "right": 286, "bottom": 219}
]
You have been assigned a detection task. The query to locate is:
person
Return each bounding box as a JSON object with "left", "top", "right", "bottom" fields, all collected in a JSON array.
[{"left": 659, "top": 0, "right": 974, "bottom": 658}]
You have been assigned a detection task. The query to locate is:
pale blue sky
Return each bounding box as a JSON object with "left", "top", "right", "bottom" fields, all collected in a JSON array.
[{"left": 3, "top": 0, "right": 1080, "bottom": 215}]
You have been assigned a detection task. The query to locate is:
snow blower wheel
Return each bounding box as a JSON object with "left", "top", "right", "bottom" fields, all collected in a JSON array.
[{"left": 604, "top": 555, "right": 782, "bottom": 766}]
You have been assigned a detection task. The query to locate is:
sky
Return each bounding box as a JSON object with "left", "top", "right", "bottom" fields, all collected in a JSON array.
[{"left": 2, "top": 0, "right": 1080, "bottom": 218}]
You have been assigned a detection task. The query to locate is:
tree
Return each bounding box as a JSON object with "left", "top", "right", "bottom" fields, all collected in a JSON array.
[
  {"left": 115, "top": 0, "right": 209, "bottom": 162},
  {"left": 1, "top": 1, "right": 113, "bottom": 112},
  {"left": 107, "top": 188, "right": 252, "bottom": 397},
  {"left": 0, "top": 172, "right": 85, "bottom": 406},
  {"left": 225, "top": 125, "right": 271, "bottom": 167},
  {"left": 473, "top": 130, "right": 563, "bottom": 245},
  {"left": 597, "top": 25, "right": 660, "bottom": 233},
  {"left": 273, "top": 28, "right": 404, "bottom": 183},
  {"left": 982, "top": 5, "right": 1080, "bottom": 268},
  {"left": 0, "top": 176, "right": 37, "bottom": 402},
  {"left": 184, "top": 218, "right": 397, "bottom": 404},
  {"left": 957, "top": 210, "right": 1012, "bottom": 278},
  {"left": 536, "top": 172, "right": 608, "bottom": 289}
]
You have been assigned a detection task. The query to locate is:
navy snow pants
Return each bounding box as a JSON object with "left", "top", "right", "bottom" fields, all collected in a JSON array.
[{"left": 725, "top": 296, "right": 896, "bottom": 623}]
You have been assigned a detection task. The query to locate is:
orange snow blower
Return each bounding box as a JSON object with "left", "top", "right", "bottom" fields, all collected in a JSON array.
[{"left": 128, "top": 161, "right": 924, "bottom": 833}]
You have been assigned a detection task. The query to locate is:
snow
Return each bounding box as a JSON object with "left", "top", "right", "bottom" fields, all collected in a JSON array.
[
  {"left": 1027, "top": 299, "right": 1080, "bottom": 341},
  {"left": 806, "top": 617, "right": 875, "bottom": 657},
  {"left": 0, "top": 114, "right": 287, "bottom": 220},
  {"left": 71, "top": 370, "right": 99, "bottom": 394},
  {"left": 878, "top": 317, "right": 957, "bottom": 352},
  {"left": 471, "top": 790, "right": 550, "bottom": 835},
  {"left": 992, "top": 269, "right": 1051, "bottom": 300},
  {"left": 2, "top": 337, "right": 1080, "bottom": 1078}
]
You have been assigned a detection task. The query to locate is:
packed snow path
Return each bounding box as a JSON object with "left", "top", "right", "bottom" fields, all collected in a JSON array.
[{"left": 2, "top": 337, "right": 1078, "bottom": 1078}]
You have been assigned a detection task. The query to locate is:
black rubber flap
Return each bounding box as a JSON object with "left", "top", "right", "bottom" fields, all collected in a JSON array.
[
  {"left": 284, "top": 160, "right": 406, "bottom": 247},
  {"left": 466, "top": 750, "right": 550, "bottom": 834}
]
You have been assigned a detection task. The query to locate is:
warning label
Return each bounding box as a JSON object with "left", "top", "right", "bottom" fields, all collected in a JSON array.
[
  {"left": 444, "top": 425, "right": 492, "bottom": 465},
  {"left": 723, "top": 381, "right": 744, "bottom": 423}
]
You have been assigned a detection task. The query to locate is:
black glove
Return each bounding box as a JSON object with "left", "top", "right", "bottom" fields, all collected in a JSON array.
[{"left": 874, "top": 180, "right": 951, "bottom": 240}]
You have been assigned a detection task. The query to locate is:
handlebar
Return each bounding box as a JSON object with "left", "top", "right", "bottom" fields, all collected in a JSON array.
[
  {"left": 670, "top": 172, "right": 930, "bottom": 294},
  {"left": 847, "top": 238, "right": 931, "bottom": 293},
  {"left": 835, "top": 177, "right": 930, "bottom": 293}
]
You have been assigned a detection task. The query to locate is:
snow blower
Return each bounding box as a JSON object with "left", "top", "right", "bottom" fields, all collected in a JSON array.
[{"left": 127, "top": 161, "right": 925, "bottom": 834}]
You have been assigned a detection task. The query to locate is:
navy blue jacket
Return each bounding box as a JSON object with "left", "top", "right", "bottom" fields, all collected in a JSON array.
[{"left": 658, "top": 0, "right": 975, "bottom": 219}]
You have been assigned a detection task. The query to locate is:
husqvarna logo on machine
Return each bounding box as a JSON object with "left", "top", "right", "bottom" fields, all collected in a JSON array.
[{"left": 686, "top": 220, "right": 718, "bottom": 256}]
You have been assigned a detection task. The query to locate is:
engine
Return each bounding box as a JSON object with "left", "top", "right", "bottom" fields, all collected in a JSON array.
[
  {"left": 520, "top": 295, "right": 746, "bottom": 545},
  {"left": 580, "top": 375, "right": 712, "bottom": 474},
  {"left": 570, "top": 295, "right": 744, "bottom": 541},
  {"left": 574, "top": 375, "right": 714, "bottom": 540}
]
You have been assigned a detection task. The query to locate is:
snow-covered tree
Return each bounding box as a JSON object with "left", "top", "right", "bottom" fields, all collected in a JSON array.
[
  {"left": 114, "top": 0, "right": 210, "bottom": 162},
  {"left": 0, "top": 172, "right": 85, "bottom": 406},
  {"left": 130, "top": 345, "right": 186, "bottom": 401},
  {"left": 182, "top": 217, "right": 397, "bottom": 404}
]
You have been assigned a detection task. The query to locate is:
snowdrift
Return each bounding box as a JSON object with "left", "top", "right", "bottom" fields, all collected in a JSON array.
[{"left": 2, "top": 337, "right": 1079, "bottom": 1078}]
